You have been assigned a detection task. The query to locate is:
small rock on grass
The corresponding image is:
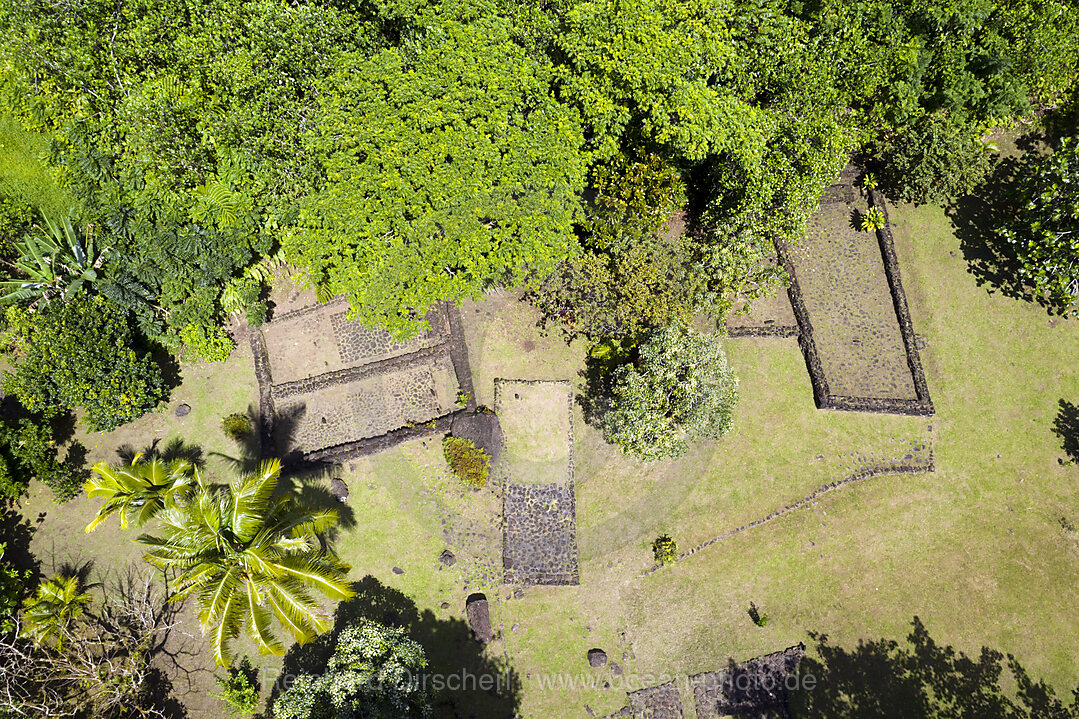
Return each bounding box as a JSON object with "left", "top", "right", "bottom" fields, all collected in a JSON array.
[
  {"left": 392, "top": 566, "right": 405, "bottom": 575},
  {"left": 175, "top": 403, "right": 191, "bottom": 417},
  {"left": 439, "top": 550, "right": 456, "bottom": 567},
  {"left": 587, "top": 648, "right": 607, "bottom": 668}
]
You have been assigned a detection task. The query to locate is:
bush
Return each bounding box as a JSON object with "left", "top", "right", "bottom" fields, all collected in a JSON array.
[
  {"left": 180, "top": 323, "right": 236, "bottom": 363},
  {"left": 748, "top": 601, "right": 769, "bottom": 627},
  {"left": 215, "top": 657, "right": 261, "bottom": 718},
  {"left": 860, "top": 207, "right": 885, "bottom": 232},
  {"left": 0, "top": 414, "right": 86, "bottom": 504},
  {"left": 995, "top": 135, "right": 1079, "bottom": 309},
  {"left": 442, "top": 436, "right": 490, "bottom": 489},
  {"left": 274, "top": 619, "right": 431, "bottom": 719},
  {"left": 603, "top": 325, "right": 738, "bottom": 461},
  {"left": 877, "top": 111, "right": 995, "bottom": 205},
  {"left": 221, "top": 413, "right": 251, "bottom": 440},
  {"left": 652, "top": 535, "right": 677, "bottom": 565},
  {"left": 3, "top": 296, "right": 166, "bottom": 432},
  {"left": 0, "top": 544, "right": 32, "bottom": 633}
]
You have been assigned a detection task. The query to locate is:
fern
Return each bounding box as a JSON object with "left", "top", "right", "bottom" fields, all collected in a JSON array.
[{"left": 193, "top": 180, "right": 241, "bottom": 228}]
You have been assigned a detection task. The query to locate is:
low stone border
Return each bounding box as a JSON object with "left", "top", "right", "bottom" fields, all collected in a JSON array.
[
  {"left": 646, "top": 445, "right": 934, "bottom": 573},
  {"left": 249, "top": 301, "right": 476, "bottom": 464},
  {"left": 778, "top": 179, "right": 934, "bottom": 416},
  {"left": 727, "top": 324, "right": 799, "bottom": 339}
]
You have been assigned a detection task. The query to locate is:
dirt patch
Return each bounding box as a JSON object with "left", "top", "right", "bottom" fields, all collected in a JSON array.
[{"left": 496, "top": 380, "right": 572, "bottom": 484}]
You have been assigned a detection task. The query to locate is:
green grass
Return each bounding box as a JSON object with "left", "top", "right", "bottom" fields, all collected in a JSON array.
[
  {"left": 0, "top": 113, "right": 74, "bottom": 217},
  {"left": 14, "top": 192, "right": 1079, "bottom": 718}
]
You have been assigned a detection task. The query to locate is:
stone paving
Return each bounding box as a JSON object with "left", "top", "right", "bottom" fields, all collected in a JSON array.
[
  {"left": 496, "top": 380, "right": 580, "bottom": 586},
  {"left": 503, "top": 483, "right": 579, "bottom": 585},
  {"left": 787, "top": 176, "right": 917, "bottom": 401},
  {"left": 628, "top": 681, "right": 685, "bottom": 719},
  {"left": 252, "top": 294, "right": 472, "bottom": 461}
]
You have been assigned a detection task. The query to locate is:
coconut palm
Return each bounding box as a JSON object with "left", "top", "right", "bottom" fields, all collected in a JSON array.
[
  {"left": 83, "top": 454, "right": 197, "bottom": 533},
  {"left": 20, "top": 574, "right": 93, "bottom": 649},
  {"left": 136, "top": 459, "right": 354, "bottom": 666}
]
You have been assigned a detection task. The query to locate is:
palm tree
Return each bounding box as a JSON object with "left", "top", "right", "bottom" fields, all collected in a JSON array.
[
  {"left": 83, "top": 454, "right": 196, "bottom": 533},
  {"left": 20, "top": 574, "right": 93, "bottom": 649},
  {"left": 137, "top": 459, "right": 354, "bottom": 666}
]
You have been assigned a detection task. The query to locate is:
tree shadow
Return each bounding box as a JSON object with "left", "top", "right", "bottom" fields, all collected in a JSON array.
[
  {"left": 1052, "top": 399, "right": 1079, "bottom": 464},
  {"left": 948, "top": 137, "right": 1070, "bottom": 314},
  {"left": 791, "top": 617, "right": 1079, "bottom": 718},
  {"left": 0, "top": 503, "right": 42, "bottom": 581},
  {"left": 116, "top": 437, "right": 205, "bottom": 468},
  {"left": 268, "top": 576, "right": 520, "bottom": 719},
  {"left": 576, "top": 338, "right": 635, "bottom": 431}
]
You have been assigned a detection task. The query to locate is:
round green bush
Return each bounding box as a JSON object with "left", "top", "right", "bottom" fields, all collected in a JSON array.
[
  {"left": 221, "top": 413, "right": 251, "bottom": 440},
  {"left": 442, "top": 436, "right": 490, "bottom": 489}
]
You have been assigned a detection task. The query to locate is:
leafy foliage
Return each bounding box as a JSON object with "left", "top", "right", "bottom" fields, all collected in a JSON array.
[
  {"left": 442, "top": 436, "right": 491, "bottom": 489},
  {"left": 221, "top": 413, "right": 252, "bottom": 441},
  {"left": 215, "top": 657, "right": 261, "bottom": 718},
  {"left": 289, "top": 5, "right": 586, "bottom": 336},
  {"left": 0, "top": 213, "right": 106, "bottom": 306},
  {"left": 861, "top": 207, "right": 886, "bottom": 233},
  {"left": 134, "top": 460, "right": 354, "bottom": 666},
  {"left": 20, "top": 574, "right": 93, "bottom": 649},
  {"left": 0, "top": 416, "right": 84, "bottom": 503},
  {"left": 0, "top": 544, "right": 32, "bottom": 633},
  {"left": 2, "top": 295, "right": 166, "bottom": 431},
  {"left": 995, "top": 136, "right": 1079, "bottom": 309},
  {"left": 652, "top": 535, "right": 677, "bottom": 565},
  {"left": 603, "top": 325, "right": 738, "bottom": 460},
  {"left": 83, "top": 455, "right": 195, "bottom": 533},
  {"left": 877, "top": 112, "right": 996, "bottom": 205},
  {"left": 273, "top": 618, "right": 432, "bottom": 719}
]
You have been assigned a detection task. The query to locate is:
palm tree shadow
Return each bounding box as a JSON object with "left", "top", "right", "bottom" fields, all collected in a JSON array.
[
  {"left": 791, "top": 617, "right": 1079, "bottom": 718},
  {"left": 117, "top": 437, "right": 205, "bottom": 467},
  {"left": 268, "top": 576, "right": 521, "bottom": 719}
]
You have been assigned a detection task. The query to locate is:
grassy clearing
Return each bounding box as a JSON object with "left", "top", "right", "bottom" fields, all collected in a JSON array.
[
  {"left": 14, "top": 188, "right": 1079, "bottom": 717},
  {"left": 0, "top": 113, "right": 73, "bottom": 217}
]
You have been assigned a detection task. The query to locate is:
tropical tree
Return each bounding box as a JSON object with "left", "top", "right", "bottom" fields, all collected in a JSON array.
[
  {"left": 0, "top": 212, "right": 106, "bottom": 306},
  {"left": 602, "top": 324, "right": 738, "bottom": 460},
  {"left": 20, "top": 574, "right": 93, "bottom": 649},
  {"left": 996, "top": 136, "right": 1079, "bottom": 310},
  {"left": 83, "top": 454, "right": 196, "bottom": 533},
  {"left": 274, "top": 619, "right": 432, "bottom": 719},
  {"left": 136, "top": 459, "right": 354, "bottom": 666}
]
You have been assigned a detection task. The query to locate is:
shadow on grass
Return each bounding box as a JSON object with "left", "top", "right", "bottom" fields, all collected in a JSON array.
[
  {"left": 117, "top": 436, "right": 206, "bottom": 467},
  {"left": 1052, "top": 399, "right": 1079, "bottom": 464},
  {"left": 267, "top": 576, "right": 520, "bottom": 719},
  {"left": 0, "top": 503, "right": 42, "bottom": 581},
  {"left": 947, "top": 134, "right": 1070, "bottom": 315},
  {"left": 791, "top": 617, "right": 1079, "bottom": 718}
]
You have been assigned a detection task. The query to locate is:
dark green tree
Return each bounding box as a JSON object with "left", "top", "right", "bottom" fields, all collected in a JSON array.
[
  {"left": 996, "top": 136, "right": 1079, "bottom": 309},
  {"left": 2, "top": 295, "right": 166, "bottom": 432}
]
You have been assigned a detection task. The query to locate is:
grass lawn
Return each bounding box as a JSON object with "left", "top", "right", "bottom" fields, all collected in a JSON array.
[{"left": 15, "top": 188, "right": 1079, "bottom": 717}]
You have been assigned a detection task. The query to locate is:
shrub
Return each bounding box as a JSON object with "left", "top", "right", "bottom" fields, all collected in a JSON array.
[
  {"left": 860, "top": 207, "right": 885, "bottom": 233},
  {"left": 603, "top": 325, "right": 738, "bottom": 461},
  {"left": 215, "top": 657, "right": 261, "bottom": 718},
  {"left": 442, "top": 436, "right": 490, "bottom": 489},
  {"left": 748, "top": 601, "right": 769, "bottom": 627},
  {"left": 877, "top": 111, "right": 994, "bottom": 205},
  {"left": 2, "top": 296, "right": 166, "bottom": 432},
  {"left": 180, "top": 323, "right": 236, "bottom": 363},
  {"left": 221, "top": 413, "right": 251, "bottom": 440},
  {"left": 274, "top": 619, "right": 431, "bottom": 719},
  {"left": 652, "top": 535, "right": 677, "bottom": 565},
  {"left": 0, "top": 544, "right": 32, "bottom": 633}
]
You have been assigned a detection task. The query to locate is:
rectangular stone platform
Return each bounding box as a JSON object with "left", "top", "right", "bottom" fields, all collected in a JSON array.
[
  {"left": 496, "top": 379, "right": 579, "bottom": 585},
  {"left": 781, "top": 167, "right": 933, "bottom": 415},
  {"left": 629, "top": 681, "right": 685, "bottom": 719}
]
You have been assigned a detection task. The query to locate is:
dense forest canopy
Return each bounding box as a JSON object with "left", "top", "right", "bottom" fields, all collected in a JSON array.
[{"left": 0, "top": 0, "right": 1075, "bottom": 362}]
